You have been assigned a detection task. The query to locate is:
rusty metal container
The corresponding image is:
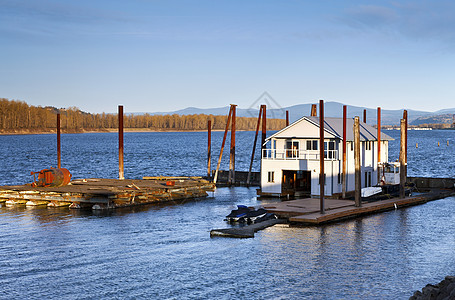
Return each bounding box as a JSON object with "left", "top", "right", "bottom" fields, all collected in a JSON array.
[
  {"left": 166, "top": 180, "right": 175, "bottom": 186},
  {"left": 31, "top": 168, "right": 72, "bottom": 187}
]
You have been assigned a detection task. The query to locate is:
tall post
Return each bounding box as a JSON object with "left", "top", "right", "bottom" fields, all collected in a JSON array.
[
  {"left": 247, "top": 106, "right": 263, "bottom": 186},
  {"left": 229, "top": 105, "right": 237, "bottom": 185},
  {"left": 363, "top": 109, "right": 367, "bottom": 123},
  {"left": 319, "top": 100, "right": 325, "bottom": 214},
  {"left": 261, "top": 105, "right": 267, "bottom": 153},
  {"left": 57, "top": 113, "right": 61, "bottom": 169},
  {"left": 207, "top": 120, "right": 212, "bottom": 178},
  {"left": 354, "top": 116, "right": 361, "bottom": 207},
  {"left": 260, "top": 104, "right": 267, "bottom": 187},
  {"left": 403, "top": 110, "right": 408, "bottom": 178},
  {"left": 311, "top": 104, "right": 317, "bottom": 116},
  {"left": 342, "top": 105, "right": 347, "bottom": 199},
  {"left": 286, "top": 110, "right": 289, "bottom": 127},
  {"left": 400, "top": 119, "right": 406, "bottom": 198},
  {"left": 118, "top": 105, "right": 124, "bottom": 180},
  {"left": 213, "top": 107, "right": 233, "bottom": 184},
  {"left": 377, "top": 107, "right": 381, "bottom": 183}
]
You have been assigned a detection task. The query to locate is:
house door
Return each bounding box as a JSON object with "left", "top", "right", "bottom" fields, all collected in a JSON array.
[{"left": 282, "top": 170, "right": 311, "bottom": 195}]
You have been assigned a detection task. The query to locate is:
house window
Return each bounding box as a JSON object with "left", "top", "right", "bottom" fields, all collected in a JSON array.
[
  {"left": 306, "top": 140, "right": 318, "bottom": 150},
  {"left": 286, "top": 140, "right": 299, "bottom": 158},
  {"left": 268, "top": 171, "right": 275, "bottom": 183},
  {"left": 324, "top": 141, "right": 336, "bottom": 159},
  {"left": 350, "top": 142, "right": 353, "bottom": 151},
  {"left": 365, "top": 141, "right": 372, "bottom": 151}
]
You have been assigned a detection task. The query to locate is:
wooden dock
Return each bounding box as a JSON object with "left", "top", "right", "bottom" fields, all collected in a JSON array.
[
  {"left": 263, "top": 189, "right": 455, "bottom": 225},
  {"left": 0, "top": 177, "right": 215, "bottom": 209}
]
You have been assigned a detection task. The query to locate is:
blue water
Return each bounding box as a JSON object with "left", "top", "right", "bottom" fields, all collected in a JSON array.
[{"left": 1, "top": 130, "right": 455, "bottom": 299}]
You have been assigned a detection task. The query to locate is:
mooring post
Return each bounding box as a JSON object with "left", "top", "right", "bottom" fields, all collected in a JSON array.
[
  {"left": 363, "top": 109, "right": 367, "bottom": 123},
  {"left": 400, "top": 119, "right": 406, "bottom": 198},
  {"left": 118, "top": 105, "right": 124, "bottom": 180},
  {"left": 57, "top": 113, "right": 61, "bottom": 169},
  {"left": 261, "top": 105, "right": 267, "bottom": 153},
  {"left": 377, "top": 107, "right": 381, "bottom": 184},
  {"left": 261, "top": 104, "right": 267, "bottom": 187},
  {"left": 213, "top": 106, "right": 233, "bottom": 184},
  {"left": 311, "top": 104, "right": 317, "bottom": 116},
  {"left": 319, "top": 100, "right": 325, "bottom": 214},
  {"left": 207, "top": 120, "right": 212, "bottom": 179},
  {"left": 342, "top": 105, "right": 347, "bottom": 199},
  {"left": 354, "top": 116, "right": 361, "bottom": 207},
  {"left": 403, "top": 110, "right": 408, "bottom": 178},
  {"left": 247, "top": 106, "right": 263, "bottom": 187},
  {"left": 229, "top": 105, "right": 237, "bottom": 185},
  {"left": 286, "top": 110, "right": 289, "bottom": 127}
]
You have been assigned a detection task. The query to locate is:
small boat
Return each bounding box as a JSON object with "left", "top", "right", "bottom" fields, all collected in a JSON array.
[
  {"left": 361, "top": 186, "right": 383, "bottom": 198},
  {"left": 225, "top": 205, "right": 271, "bottom": 224}
]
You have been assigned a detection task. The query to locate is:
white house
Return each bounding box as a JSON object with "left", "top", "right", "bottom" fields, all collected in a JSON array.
[{"left": 259, "top": 116, "right": 393, "bottom": 197}]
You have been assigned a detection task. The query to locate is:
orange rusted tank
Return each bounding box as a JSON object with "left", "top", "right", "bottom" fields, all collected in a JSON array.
[{"left": 31, "top": 168, "right": 72, "bottom": 187}]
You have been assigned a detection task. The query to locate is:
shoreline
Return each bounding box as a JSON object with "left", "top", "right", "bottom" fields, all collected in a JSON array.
[{"left": 0, "top": 128, "right": 233, "bottom": 135}]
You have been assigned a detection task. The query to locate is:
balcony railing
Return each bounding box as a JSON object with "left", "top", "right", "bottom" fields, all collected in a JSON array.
[{"left": 262, "top": 149, "right": 339, "bottom": 160}]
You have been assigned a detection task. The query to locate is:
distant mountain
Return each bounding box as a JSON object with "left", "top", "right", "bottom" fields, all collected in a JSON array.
[
  {"left": 433, "top": 108, "right": 455, "bottom": 114},
  {"left": 410, "top": 113, "right": 455, "bottom": 126},
  {"left": 140, "top": 101, "right": 442, "bottom": 125}
]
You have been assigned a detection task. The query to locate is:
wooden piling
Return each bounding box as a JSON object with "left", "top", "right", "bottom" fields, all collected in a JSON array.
[
  {"left": 354, "top": 116, "right": 361, "bottom": 207},
  {"left": 57, "top": 113, "right": 61, "bottom": 169},
  {"left": 400, "top": 119, "right": 406, "bottom": 198},
  {"left": 319, "top": 100, "right": 325, "bottom": 214},
  {"left": 342, "top": 105, "right": 347, "bottom": 199},
  {"left": 207, "top": 120, "right": 211, "bottom": 178},
  {"left": 377, "top": 107, "right": 381, "bottom": 183},
  {"left": 229, "top": 105, "right": 237, "bottom": 185},
  {"left": 118, "top": 105, "right": 124, "bottom": 180},
  {"left": 247, "top": 106, "right": 263, "bottom": 186},
  {"left": 363, "top": 109, "right": 367, "bottom": 123},
  {"left": 403, "top": 110, "right": 408, "bottom": 178},
  {"left": 311, "top": 104, "right": 317, "bottom": 116},
  {"left": 261, "top": 105, "right": 267, "bottom": 153},
  {"left": 213, "top": 106, "right": 233, "bottom": 184},
  {"left": 286, "top": 110, "right": 289, "bottom": 127}
]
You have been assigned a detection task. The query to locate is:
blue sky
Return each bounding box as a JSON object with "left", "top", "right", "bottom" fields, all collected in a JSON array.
[{"left": 1, "top": 0, "right": 455, "bottom": 113}]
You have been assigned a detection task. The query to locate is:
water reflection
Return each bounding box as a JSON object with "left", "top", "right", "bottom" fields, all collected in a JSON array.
[{"left": 2, "top": 130, "right": 455, "bottom": 298}]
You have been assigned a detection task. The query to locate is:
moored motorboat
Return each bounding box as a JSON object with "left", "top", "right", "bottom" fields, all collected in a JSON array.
[{"left": 225, "top": 205, "right": 274, "bottom": 224}]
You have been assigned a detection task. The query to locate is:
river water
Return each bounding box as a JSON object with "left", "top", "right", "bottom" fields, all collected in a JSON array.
[{"left": 0, "top": 130, "right": 454, "bottom": 299}]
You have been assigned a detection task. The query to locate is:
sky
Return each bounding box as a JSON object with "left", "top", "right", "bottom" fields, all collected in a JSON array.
[{"left": 1, "top": 0, "right": 455, "bottom": 114}]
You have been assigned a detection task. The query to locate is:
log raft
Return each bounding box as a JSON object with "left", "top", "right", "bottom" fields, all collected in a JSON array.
[{"left": 0, "top": 177, "right": 215, "bottom": 209}]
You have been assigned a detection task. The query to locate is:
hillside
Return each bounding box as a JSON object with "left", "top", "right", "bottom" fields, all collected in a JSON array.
[
  {"left": 0, "top": 98, "right": 285, "bottom": 133},
  {"left": 145, "top": 101, "right": 438, "bottom": 125},
  {"left": 410, "top": 114, "right": 455, "bottom": 126}
]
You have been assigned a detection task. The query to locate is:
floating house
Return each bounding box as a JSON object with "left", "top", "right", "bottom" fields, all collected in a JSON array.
[{"left": 259, "top": 116, "right": 393, "bottom": 197}]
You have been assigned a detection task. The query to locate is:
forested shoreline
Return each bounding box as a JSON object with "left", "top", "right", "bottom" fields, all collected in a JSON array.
[{"left": 0, "top": 98, "right": 286, "bottom": 134}]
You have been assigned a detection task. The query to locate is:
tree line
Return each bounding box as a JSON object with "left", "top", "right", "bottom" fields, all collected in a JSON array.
[{"left": 0, "top": 98, "right": 286, "bottom": 133}]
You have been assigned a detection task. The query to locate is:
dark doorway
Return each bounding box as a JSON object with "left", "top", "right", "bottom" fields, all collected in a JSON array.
[{"left": 282, "top": 170, "right": 311, "bottom": 196}]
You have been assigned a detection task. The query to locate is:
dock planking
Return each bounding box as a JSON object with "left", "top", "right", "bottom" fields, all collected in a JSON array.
[
  {"left": 0, "top": 177, "right": 215, "bottom": 209},
  {"left": 264, "top": 190, "right": 455, "bottom": 225}
]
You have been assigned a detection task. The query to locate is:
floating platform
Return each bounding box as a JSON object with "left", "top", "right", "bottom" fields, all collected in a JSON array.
[
  {"left": 210, "top": 218, "right": 287, "bottom": 238},
  {"left": 263, "top": 189, "right": 455, "bottom": 225},
  {"left": 0, "top": 177, "right": 215, "bottom": 209}
]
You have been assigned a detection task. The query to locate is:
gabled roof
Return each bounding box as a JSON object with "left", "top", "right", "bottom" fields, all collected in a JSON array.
[{"left": 266, "top": 116, "right": 393, "bottom": 142}]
